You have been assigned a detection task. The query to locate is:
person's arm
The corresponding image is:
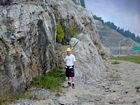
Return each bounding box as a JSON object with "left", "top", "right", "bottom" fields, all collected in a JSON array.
[
  {"left": 73, "top": 61, "right": 76, "bottom": 70},
  {"left": 63, "top": 58, "right": 65, "bottom": 62},
  {"left": 73, "top": 55, "right": 76, "bottom": 70},
  {"left": 63, "top": 56, "right": 66, "bottom": 62}
]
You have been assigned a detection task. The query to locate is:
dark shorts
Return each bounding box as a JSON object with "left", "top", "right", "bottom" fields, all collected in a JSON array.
[{"left": 66, "top": 66, "right": 74, "bottom": 77}]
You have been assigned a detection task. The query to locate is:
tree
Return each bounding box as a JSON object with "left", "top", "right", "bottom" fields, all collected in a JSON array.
[
  {"left": 104, "top": 21, "right": 117, "bottom": 30},
  {"left": 80, "top": 0, "right": 85, "bottom": 8},
  {"left": 136, "top": 36, "right": 140, "bottom": 43},
  {"left": 93, "top": 15, "right": 104, "bottom": 24}
]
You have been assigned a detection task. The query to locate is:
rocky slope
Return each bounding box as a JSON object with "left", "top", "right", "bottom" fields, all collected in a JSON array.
[
  {"left": 0, "top": 0, "right": 107, "bottom": 97},
  {"left": 95, "top": 20, "right": 140, "bottom": 56}
]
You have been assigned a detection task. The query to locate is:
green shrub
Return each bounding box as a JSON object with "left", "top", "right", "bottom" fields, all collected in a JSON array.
[
  {"left": 33, "top": 65, "right": 65, "bottom": 92},
  {"left": 56, "top": 23, "right": 64, "bottom": 43},
  {"left": 111, "top": 61, "right": 120, "bottom": 64},
  {"left": 69, "top": 22, "right": 80, "bottom": 37}
]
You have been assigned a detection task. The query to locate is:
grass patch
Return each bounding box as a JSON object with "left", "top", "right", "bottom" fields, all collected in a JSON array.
[
  {"left": 111, "top": 56, "right": 140, "bottom": 64},
  {"left": 111, "top": 61, "right": 120, "bottom": 64},
  {"left": 109, "top": 73, "right": 120, "bottom": 78},
  {"left": 0, "top": 92, "right": 38, "bottom": 105},
  {"left": 33, "top": 65, "right": 65, "bottom": 92}
]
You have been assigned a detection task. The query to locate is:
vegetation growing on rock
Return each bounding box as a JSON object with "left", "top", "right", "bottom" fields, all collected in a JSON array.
[
  {"left": 56, "top": 22, "right": 64, "bottom": 43},
  {"left": 33, "top": 65, "right": 65, "bottom": 92},
  {"left": 69, "top": 22, "right": 81, "bottom": 37}
]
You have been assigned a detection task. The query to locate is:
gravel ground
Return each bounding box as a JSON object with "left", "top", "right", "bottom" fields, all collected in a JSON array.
[{"left": 8, "top": 60, "right": 140, "bottom": 105}]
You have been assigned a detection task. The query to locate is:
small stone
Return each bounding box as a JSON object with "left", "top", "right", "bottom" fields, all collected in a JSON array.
[
  {"left": 132, "top": 101, "right": 137, "bottom": 104},
  {"left": 109, "top": 100, "right": 115, "bottom": 104},
  {"left": 112, "top": 90, "right": 116, "bottom": 92},
  {"left": 117, "top": 81, "right": 121, "bottom": 85},
  {"left": 105, "top": 90, "right": 109, "bottom": 92},
  {"left": 95, "top": 97, "right": 102, "bottom": 101},
  {"left": 105, "top": 86, "right": 110, "bottom": 89},
  {"left": 135, "top": 86, "right": 140, "bottom": 89},
  {"left": 125, "top": 90, "right": 128, "bottom": 94}
]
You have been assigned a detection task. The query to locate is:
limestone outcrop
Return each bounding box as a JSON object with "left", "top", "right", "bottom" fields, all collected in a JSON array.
[
  {"left": 0, "top": 0, "right": 107, "bottom": 97},
  {"left": 0, "top": 2, "right": 58, "bottom": 97},
  {"left": 95, "top": 20, "right": 140, "bottom": 55}
]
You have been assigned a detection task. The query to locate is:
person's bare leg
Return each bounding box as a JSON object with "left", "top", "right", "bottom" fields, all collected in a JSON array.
[
  {"left": 71, "top": 77, "right": 74, "bottom": 83},
  {"left": 71, "top": 77, "right": 75, "bottom": 88},
  {"left": 68, "top": 77, "right": 70, "bottom": 81},
  {"left": 68, "top": 77, "right": 71, "bottom": 86}
]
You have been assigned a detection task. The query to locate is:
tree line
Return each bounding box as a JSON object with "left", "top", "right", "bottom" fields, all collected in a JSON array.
[
  {"left": 93, "top": 15, "right": 140, "bottom": 43},
  {"left": 80, "top": 0, "right": 85, "bottom": 8}
]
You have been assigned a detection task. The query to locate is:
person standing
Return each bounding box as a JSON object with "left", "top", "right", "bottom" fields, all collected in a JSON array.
[{"left": 63, "top": 48, "right": 76, "bottom": 89}]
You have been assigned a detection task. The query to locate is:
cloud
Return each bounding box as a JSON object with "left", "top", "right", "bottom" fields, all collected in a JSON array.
[
  {"left": 131, "top": 14, "right": 140, "bottom": 35},
  {"left": 118, "top": 12, "right": 140, "bottom": 36}
]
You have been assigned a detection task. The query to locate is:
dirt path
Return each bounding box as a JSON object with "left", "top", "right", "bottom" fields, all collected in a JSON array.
[{"left": 57, "top": 60, "right": 140, "bottom": 105}]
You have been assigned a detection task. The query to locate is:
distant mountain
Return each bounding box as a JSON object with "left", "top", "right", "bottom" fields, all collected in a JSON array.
[
  {"left": 95, "top": 20, "right": 140, "bottom": 56},
  {"left": 93, "top": 15, "right": 140, "bottom": 44}
]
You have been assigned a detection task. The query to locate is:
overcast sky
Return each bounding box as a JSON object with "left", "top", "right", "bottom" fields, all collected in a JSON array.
[{"left": 85, "top": 0, "right": 140, "bottom": 36}]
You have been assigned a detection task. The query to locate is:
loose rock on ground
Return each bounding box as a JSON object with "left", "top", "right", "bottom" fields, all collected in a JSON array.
[{"left": 8, "top": 60, "right": 140, "bottom": 105}]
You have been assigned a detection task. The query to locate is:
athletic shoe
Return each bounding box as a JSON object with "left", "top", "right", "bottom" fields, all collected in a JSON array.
[
  {"left": 68, "top": 82, "right": 71, "bottom": 86},
  {"left": 72, "top": 83, "right": 75, "bottom": 89}
]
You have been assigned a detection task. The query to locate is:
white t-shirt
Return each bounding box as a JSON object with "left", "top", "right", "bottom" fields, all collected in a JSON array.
[{"left": 64, "top": 54, "right": 76, "bottom": 66}]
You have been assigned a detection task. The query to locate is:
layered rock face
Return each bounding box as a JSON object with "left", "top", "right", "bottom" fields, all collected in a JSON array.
[
  {"left": 95, "top": 20, "right": 140, "bottom": 55},
  {"left": 46, "top": 0, "right": 106, "bottom": 83},
  {"left": 0, "top": 2, "right": 58, "bottom": 97},
  {"left": 0, "top": 0, "right": 106, "bottom": 97}
]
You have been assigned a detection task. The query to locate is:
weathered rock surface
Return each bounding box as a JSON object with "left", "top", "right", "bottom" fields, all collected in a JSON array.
[
  {"left": 0, "top": 0, "right": 107, "bottom": 97},
  {"left": 70, "top": 34, "right": 105, "bottom": 83},
  {"left": 71, "top": 0, "right": 80, "bottom": 5},
  {"left": 0, "top": 1, "right": 58, "bottom": 97},
  {"left": 95, "top": 20, "right": 140, "bottom": 56}
]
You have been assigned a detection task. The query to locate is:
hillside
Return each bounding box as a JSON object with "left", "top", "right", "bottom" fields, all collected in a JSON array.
[{"left": 95, "top": 20, "right": 140, "bottom": 56}]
